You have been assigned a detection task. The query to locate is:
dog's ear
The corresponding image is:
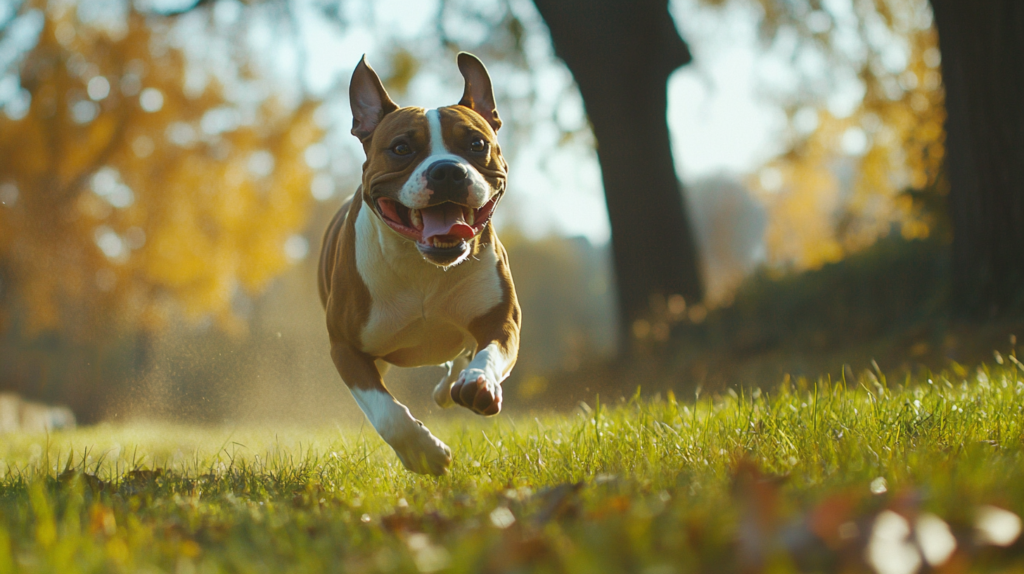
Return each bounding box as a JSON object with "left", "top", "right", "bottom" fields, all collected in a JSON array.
[
  {"left": 457, "top": 52, "right": 502, "bottom": 133},
  {"left": 350, "top": 55, "right": 399, "bottom": 144}
]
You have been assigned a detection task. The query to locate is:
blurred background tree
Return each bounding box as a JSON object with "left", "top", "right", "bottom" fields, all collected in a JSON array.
[
  {"left": 745, "top": 0, "right": 946, "bottom": 268},
  {"left": 532, "top": 0, "right": 704, "bottom": 353},
  {"left": 929, "top": 0, "right": 1024, "bottom": 318},
  {"left": 739, "top": 0, "right": 1023, "bottom": 322},
  {"left": 0, "top": 1, "right": 321, "bottom": 419}
]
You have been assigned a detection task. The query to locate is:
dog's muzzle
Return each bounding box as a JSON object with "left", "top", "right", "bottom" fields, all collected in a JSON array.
[{"left": 375, "top": 191, "right": 501, "bottom": 267}]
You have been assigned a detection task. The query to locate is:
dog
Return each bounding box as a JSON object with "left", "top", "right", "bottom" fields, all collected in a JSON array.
[{"left": 318, "top": 53, "right": 520, "bottom": 475}]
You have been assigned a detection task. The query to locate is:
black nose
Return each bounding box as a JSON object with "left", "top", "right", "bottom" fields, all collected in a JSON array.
[{"left": 427, "top": 160, "right": 468, "bottom": 185}]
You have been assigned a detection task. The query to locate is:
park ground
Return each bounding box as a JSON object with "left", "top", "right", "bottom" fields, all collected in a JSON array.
[{"left": 0, "top": 358, "right": 1022, "bottom": 573}]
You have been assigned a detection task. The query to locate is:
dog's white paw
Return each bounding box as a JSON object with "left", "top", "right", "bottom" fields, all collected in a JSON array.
[
  {"left": 388, "top": 421, "right": 452, "bottom": 476},
  {"left": 450, "top": 368, "right": 502, "bottom": 416}
]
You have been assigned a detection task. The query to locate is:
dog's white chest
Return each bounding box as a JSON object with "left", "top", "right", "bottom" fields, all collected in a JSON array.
[{"left": 354, "top": 206, "right": 503, "bottom": 365}]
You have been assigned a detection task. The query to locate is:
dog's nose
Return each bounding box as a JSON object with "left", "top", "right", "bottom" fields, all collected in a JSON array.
[{"left": 427, "top": 160, "right": 468, "bottom": 185}]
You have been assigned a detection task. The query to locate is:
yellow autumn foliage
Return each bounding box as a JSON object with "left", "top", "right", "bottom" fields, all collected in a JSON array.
[
  {"left": 751, "top": 0, "right": 946, "bottom": 270},
  {"left": 0, "top": 6, "right": 321, "bottom": 337}
]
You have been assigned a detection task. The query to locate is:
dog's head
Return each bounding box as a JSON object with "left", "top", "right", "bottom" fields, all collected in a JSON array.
[{"left": 349, "top": 53, "right": 507, "bottom": 267}]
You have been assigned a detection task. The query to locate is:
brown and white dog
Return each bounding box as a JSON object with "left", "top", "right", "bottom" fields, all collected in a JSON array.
[{"left": 318, "top": 53, "right": 520, "bottom": 475}]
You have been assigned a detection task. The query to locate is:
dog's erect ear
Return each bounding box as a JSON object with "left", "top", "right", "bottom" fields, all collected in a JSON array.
[
  {"left": 457, "top": 52, "right": 501, "bottom": 133},
  {"left": 350, "top": 55, "right": 399, "bottom": 144}
]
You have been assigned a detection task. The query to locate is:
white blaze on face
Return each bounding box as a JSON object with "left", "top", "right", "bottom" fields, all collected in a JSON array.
[{"left": 398, "top": 109, "right": 491, "bottom": 209}]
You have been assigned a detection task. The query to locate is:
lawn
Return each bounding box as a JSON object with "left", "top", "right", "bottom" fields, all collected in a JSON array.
[{"left": 0, "top": 359, "right": 1023, "bottom": 573}]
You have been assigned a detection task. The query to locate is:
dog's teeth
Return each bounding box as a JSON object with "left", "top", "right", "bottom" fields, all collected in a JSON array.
[
  {"left": 410, "top": 209, "right": 423, "bottom": 230},
  {"left": 466, "top": 208, "right": 475, "bottom": 226},
  {"left": 430, "top": 237, "right": 459, "bottom": 249}
]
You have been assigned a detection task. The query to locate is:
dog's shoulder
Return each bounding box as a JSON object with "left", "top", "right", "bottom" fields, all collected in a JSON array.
[
  {"left": 467, "top": 225, "right": 521, "bottom": 344},
  {"left": 317, "top": 193, "right": 352, "bottom": 307},
  {"left": 320, "top": 191, "right": 374, "bottom": 346}
]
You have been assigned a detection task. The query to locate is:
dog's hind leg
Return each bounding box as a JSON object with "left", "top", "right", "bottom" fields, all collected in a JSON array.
[{"left": 433, "top": 351, "right": 471, "bottom": 408}]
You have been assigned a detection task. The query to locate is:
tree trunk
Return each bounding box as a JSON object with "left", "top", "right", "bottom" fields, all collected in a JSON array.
[
  {"left": 532, "top": 0, "right": 704, "bottom": 354},
  {"left": 930, "top": 0, "right": 1024, "bottom": 317}
]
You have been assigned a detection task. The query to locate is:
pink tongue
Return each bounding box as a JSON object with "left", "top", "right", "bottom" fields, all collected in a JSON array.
[{"left": 420, "top": 203, "right": 474, "bottom": 241}]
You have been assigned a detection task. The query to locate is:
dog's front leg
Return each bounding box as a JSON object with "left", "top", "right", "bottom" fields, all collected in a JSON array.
[
  {"left": 433, "top": 351, "right": 471, "bottom": 408},
  {"left": 451, "top": 305, "right": 520, "bottom": 416},
  {"left": 331, "top": 341, "right": 452, "bottom": 475}
]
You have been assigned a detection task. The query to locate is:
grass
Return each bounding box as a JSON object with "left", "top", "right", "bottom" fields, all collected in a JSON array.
[{"left": 1, "top": 360, "right": 1023, "bottom": 573}]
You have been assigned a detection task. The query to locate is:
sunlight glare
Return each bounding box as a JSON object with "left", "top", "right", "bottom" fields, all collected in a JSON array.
[
  {"left": 975, "top": 506, "right": 1022, "bottom": 547},
  {"left": 915, "top": 513, "right": 956, "bottom": 567},
  {"left": 865, "top": 511, "right": 921, "bottom": 574},
  {"left": 139, "top": 87, "right": 164, "bottom": 112},
  {"left": 87, "top": 75, "right": 110, "bottom": 100}
]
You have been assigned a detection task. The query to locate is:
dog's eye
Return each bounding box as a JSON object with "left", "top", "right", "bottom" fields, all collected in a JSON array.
[
  {"left": 469, "top": 138, "right": 487, "bottom": 153},
  {"left": 390, "top": 142, "right": 413, "bottom": 156}
]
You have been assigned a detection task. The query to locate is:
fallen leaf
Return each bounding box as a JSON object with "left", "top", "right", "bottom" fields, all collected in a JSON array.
[{"left": 532, "top": 482, "right": 582, "bottom": 527}]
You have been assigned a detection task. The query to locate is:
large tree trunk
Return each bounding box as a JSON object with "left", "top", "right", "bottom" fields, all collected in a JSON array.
[
  {"left": 930, "top": 0, "right": 1024, "bottom": 317},
  {"left": 532, "top": 0, "right": 704, "bottom": 354}
]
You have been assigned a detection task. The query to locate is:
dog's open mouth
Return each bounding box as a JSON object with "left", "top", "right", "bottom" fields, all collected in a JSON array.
[{"left": 376, "top": 195, "right": 499, "bottom": 249}]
